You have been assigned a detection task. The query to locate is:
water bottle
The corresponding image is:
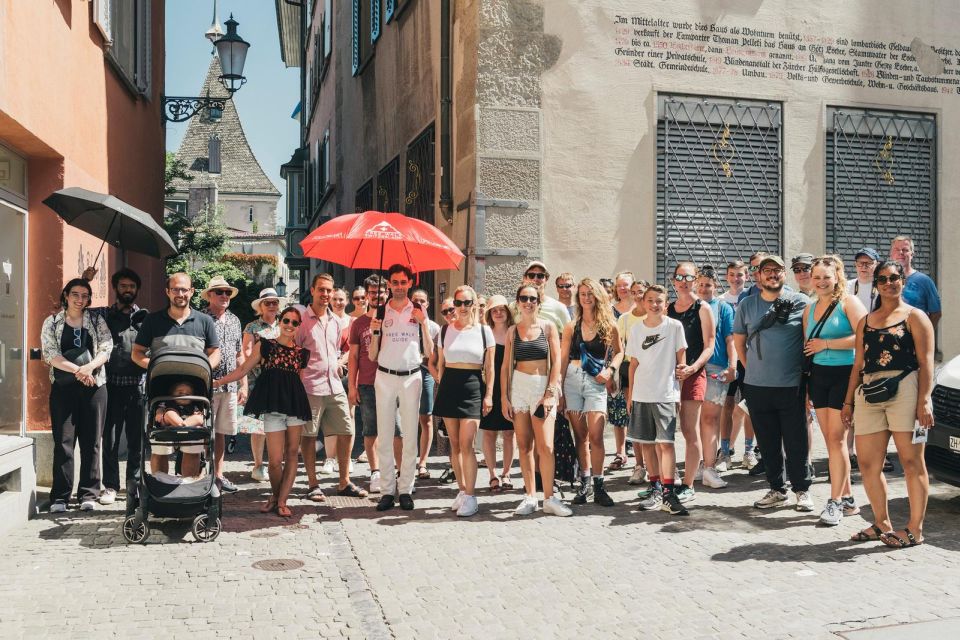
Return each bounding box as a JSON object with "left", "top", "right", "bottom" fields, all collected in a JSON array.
[{"left": 710, "top": 371, "right": 728, "bottom": 383}]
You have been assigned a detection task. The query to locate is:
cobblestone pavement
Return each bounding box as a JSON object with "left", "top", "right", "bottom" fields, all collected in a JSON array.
[{"left": 4, "top": 432, "right": 960, "bottom": 640}]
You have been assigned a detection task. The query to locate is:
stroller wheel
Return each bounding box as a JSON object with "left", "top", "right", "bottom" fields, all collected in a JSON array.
[
  {"left": 191, "top": 514, "right": 221, "bottom": 542},
  {"left": 226, "top": 436, "right": 237, "bottom": 454},
  {"left": 122, "top": 516, "right": 150, "bottom": 544}
]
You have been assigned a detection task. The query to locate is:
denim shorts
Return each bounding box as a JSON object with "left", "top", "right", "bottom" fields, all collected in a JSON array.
[
  {"left": 359, "top": 384, "right": 401, "bottom": 439},
  {"left": 563, "top": 363, "right": 608, "bottom": 414},
  {"left": 704, "top": 364, "right": 728, "bottom": 406},
  {"left": 262, "top": 412, "right": 305, "bottom": 433},
  {"left": 419, "top": 367, "right": 435, "bottom": 416}
]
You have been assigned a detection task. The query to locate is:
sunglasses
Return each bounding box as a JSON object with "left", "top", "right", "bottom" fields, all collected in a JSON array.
[
  {"left": 281, "top": 317, "right": 301, "bottom": 327},
  {"left": 556, "top": 284, "right": 573, "bottom": 289},
  {"left": 211, "top": 289, "right": 233, "bottom": 296},
  {"left": 73, "top": 327, "right": 82, "bottom": 349},
  {"left": 262, "top": 300, "right": 280, "bottom": 306},
  {"left": 453, "top": 299, "right": 474, "bottom": 307},
  {"left": 517, "top": 295, "right": 539, "bottom": 303},
  {"left": 791, "top": 266, "right": 811, "bottom": 274},
  {"left": 525, "top": 272, "right": 548, "bottom": 280},
  {"left": 441, "top": 308, "right": 455, "bottom": 316},
  {"left": 876, "top": 273, "right": 903, "bottom": 285},
  {"left": 352, "top": 296, "right": 364, "bottom": 301},
  {"left": 749, "top": 265, "right": 760, "bottom": 273},
  {"left": 855, "top": 261, "right": 876, "bottom": 268},
  {"left": 673, "top": 274, "right": 696, "bottom": 282}
]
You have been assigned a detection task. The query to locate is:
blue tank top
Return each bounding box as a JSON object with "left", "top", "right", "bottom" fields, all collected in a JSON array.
[{"left": 805, "top": 301, "right": 855, "bottom": 366}]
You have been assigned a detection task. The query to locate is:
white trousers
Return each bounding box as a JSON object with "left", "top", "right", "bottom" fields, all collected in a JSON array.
[{"left": 374, "top": 369, "right": 422, "bottom": 496}]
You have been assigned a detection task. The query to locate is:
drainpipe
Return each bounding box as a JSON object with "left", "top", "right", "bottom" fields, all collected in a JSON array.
[{"left": 439, "top": 0, "right": 453, "bottom": 221}]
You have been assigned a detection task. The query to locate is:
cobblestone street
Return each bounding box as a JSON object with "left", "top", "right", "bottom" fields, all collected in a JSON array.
[{"left": 4, "top": 434, "right": 960, "bottom": 640}]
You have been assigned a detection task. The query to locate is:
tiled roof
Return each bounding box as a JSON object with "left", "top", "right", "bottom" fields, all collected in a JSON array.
[
  {"left": 169, "top": 57, "right": 281, "bottom": 197},
  {"left": 227, "top": 227, "right": 285, "bottom": 241}
]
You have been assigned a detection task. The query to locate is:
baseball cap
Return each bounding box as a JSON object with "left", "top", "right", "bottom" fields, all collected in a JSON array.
[
  {"left": 525, "top": 260, "right": 548, "bottom": 274},
  {"left": 854, "top": 247, "right": 880, "bottom": 262},
  {"left": 791, "top": 253, "right": 815, "bottom": 267},
  {"left": 758, "top": 255, "right": 786, "bottom": 270}
]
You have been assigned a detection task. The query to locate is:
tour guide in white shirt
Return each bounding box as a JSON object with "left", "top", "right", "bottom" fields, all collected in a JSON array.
[{"left": 368, "top": 264, "right": 434, "bottom": 511}]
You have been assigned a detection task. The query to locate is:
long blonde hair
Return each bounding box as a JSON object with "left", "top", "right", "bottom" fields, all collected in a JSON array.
[
  {"left": 452, "top": 285, "right": 479, "bottom": 327},
  {"left": 811, "top": 254, "right": 848, "bottom": 301},
  {"left": 574, "top": 278, "right": 616, "bottom": 345}
]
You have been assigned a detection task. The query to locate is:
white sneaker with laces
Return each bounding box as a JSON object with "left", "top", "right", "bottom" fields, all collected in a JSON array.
[
  {"left": 369, "top": 470, "right": 382, "bottom": 494},
  {"left": 49, "top": 501, "right": 67, "bottom": 513},
  {"left": 451, "top": 490, "right": 466, "bottom": 511},
  {"left": 819, "top": 499, "right": 843, "bottom": 525},
  {"left": 542, "top": 496, "right": 573, "bottom": 517},
  {"left": 514, "top": 496, "right": 539, "bottom": 516},
  {"left": 99, "top": 488, "right": 117, "bottom": 505},
  {"left": 251, "top": 465, "right": 268, "bottom": 482},
  {"left": 628, "top": 466, "right": 647, "bottom": 485},
  {"left": 715, "top": 451, "right": 731, "bottom": 473},
  {"left": 742, "top": 450, "right": 759, "bottom": 470},
  {"left": 754, "top": 489, "right": 788, "bottom": 509},
  {"left": 320, "top": 459, "right": 335, "bottom": 475},
  {"left": 795, "top": 491, "right": 815, "bottom": 512},
  {"left": 701, "top": 467, "right": 728, "bottom": 489},
  {"left": 457, "top": 494, "right": 479, "bottom": 517},
  {"left": 80, "top": 500, "right": 96, "bottom": 511}
]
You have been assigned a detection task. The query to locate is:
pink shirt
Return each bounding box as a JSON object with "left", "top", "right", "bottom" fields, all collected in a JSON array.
[{"left": 297, "top": 305, "right": 345, "bottom": 396}]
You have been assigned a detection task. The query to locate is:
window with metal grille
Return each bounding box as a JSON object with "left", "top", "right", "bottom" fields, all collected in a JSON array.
[
  {"left": 826, "top": 107, "right": 937, "bottom": 279},
  {"left": 356, "top": 179, "right": 374, "bottom": 212},
  {"left": 371, "top": 0, "right": 381, "bottom": 43},
  {"left": 405, "top": 123, "right": 436, "bottom": 306},
  {"left": 351, "top": 0, "right": 374, "bottom": 75},
  {"left": 377, "top": 157, "right": 400, "bottom": 212},
  {"left": 656, "top": 95, "right": 782, "bottom": 284}
]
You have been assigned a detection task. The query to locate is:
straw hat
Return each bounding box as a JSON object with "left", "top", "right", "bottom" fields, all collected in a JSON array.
[
  {"left": 484, "top": 294, "right": 509, "bottom": 323},
  {"left": 251, "top": 287, "right": 283, "bottom": 314},
  {"left": 201, "top": 275, "right": 239, "bottom": 300}
]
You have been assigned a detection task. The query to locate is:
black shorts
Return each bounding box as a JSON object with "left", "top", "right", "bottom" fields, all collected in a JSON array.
[
  {"left": 727, "top": 362, "right": 746, "bottom": 397},
  {"left": 807, "top": 363, "right": 853, "bottom": 410}
]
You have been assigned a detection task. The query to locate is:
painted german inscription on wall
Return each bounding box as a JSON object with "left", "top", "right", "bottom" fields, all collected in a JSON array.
[{"left": 613, "top": 15, "right": 960, "bottom": 95}]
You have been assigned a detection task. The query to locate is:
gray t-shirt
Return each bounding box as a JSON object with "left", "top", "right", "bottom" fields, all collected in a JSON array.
[{"left": 732, "top": 290, "right": 807, "bottom": 387}]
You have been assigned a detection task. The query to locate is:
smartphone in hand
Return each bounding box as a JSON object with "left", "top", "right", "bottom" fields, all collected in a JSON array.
[{"left": 533, "top": 403, "right": 546, "bottom": 419}]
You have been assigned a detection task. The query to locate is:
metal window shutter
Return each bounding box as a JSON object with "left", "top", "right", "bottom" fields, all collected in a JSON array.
[
  {"left": 826, "top": 107, "right": 937, "bottom": 280},
  {"left": 656, "top": 95, "right": 782, "bottom": 284}
]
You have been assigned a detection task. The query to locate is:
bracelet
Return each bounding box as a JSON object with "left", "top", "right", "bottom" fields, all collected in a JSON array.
[{"left": 843, "top": 402, "right": 854, "bottom": 407}]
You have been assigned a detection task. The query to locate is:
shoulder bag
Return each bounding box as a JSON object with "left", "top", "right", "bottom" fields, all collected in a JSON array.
[{"left": 802, "top": 300, "right": 838, "bottom": 378}]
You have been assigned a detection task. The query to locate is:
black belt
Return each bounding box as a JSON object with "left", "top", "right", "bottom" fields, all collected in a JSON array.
[{"left": 378, "top": 365, "right": 420, "bottom": 377}]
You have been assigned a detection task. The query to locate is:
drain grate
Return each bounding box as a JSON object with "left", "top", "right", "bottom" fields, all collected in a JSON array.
[
  {"left": 250, "top": 531, "right": 279, "bottom": 538},
  {"left": 325, "top": 495, "right": 375, "bottom": 508},
  {"left": 252, "top": 558, "right": 304, "bottom": 571}
]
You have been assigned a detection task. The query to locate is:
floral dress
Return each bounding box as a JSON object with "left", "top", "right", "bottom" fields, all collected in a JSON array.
[
  {"left": 237, "top": 318, "right": 281, "bottom": 434},
  {"left": 243, "top": 339, "right": 313, "bottom": 422}
]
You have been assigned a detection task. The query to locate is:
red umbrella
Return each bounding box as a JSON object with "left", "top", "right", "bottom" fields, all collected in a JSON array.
[{"left": 299, "top": 210, "right": 463, "bottom": 272}]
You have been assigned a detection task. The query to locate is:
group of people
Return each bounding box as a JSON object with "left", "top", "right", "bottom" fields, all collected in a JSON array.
[{"left": 41, "top": 234, "right": 939, "bottom": 545}]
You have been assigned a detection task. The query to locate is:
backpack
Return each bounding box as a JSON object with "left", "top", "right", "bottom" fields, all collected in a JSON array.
[
  {"left": 107, "top": 308, "right": 147, "bottom": 376},
  {"left": 552, "top": 413, "right": 580, "bottom": 487}
]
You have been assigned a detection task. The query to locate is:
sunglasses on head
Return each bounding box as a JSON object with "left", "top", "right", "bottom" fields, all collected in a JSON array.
[
  {"left": 791, "top": 266, "right": 811, "bottom": 273},
  {"left": 517, "top": 295, "right": 538, "bottom": 303},
  {"left": 525, "top": 272, "right": 548, "bottom": 280},
  {"left": 441, "top": 308, "right": 455, "bottom": 316},
  {"left": 281, "top": 317, "right": 301, "bottom": 327},
  {"left": 453, "top": 299, "right": 474, "bottom": 307},
  {"left": 876, "top": 273, "right": 903, "bottom": 285},
  {"left": 673, "top": 274, "right": 696, "bottom": 282},
  {"left": 212, "top": 289, "right": 233, "bottom": 296}
]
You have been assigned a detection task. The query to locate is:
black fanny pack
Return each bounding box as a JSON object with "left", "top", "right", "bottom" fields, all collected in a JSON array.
[{"left": 862, "top": 368, "right": 914, "bottom": 404}]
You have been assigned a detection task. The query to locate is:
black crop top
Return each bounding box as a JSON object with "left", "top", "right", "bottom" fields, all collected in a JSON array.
[
  {"left": 668, "top": 299, "right": 704, "bottom": 367},
  {"left": 570, "top": 321, "right": 607, "bottom": 361},
  {"left": 514, "top": 327, "right": 548, "bottom": 362},
  {"left": 862, "top": 317, "right": 918, "bottom": 374}
]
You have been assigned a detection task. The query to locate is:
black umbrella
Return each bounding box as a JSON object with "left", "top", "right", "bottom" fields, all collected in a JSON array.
[{"left": 42, "top": 187, "right": 178, "bottom": 262}]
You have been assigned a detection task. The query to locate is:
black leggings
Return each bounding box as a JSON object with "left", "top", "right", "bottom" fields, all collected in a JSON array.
[{"left": 49, "top": 383, "right": 107, "bottom": 504}]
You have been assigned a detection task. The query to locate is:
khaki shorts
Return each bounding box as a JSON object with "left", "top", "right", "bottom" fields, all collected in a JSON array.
[
  {"left": 305, "top": 392, "right": 353, "bottom": 437},
  {"left": 853, "top": 370, "right": 918, "bottom": 435},
  {"left": 212, "top": 392, "right": 238, "bottom": 436}
]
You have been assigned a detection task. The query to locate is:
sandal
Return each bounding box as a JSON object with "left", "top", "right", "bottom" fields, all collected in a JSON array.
[
  {"left": 850, "top": 524, "right": 885, "bottom": 542},
  {"left": 608, "top": 454, "right": 627, "bottom": 471},
  {"left": 337, "top": 483, "right": 368, "bottom": 498},
  {"left": 260, "top": 497, "right": 278, "bottom": 514},
  {"left": 417, "top": 465, "right": 431, "bottom": 479},
  {"left": 499, "top": 475, "right": 514, "bottom": 490},
  {"left": 883, "top": 527, "right": 924, "bottom": 548},
  {"left": 305, "top": 486, "right": 326, "bottom": 503},
  {"left": 277, "top": 503, "right": 292, "bottom": 518},
  {"left": 489, "top": 477, "right": 501, "bottom": 493}
]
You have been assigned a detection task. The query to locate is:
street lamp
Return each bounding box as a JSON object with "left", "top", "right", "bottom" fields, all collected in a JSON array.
[
  {"left": 275, "top": 278, "right": 287, "bottom": 298},
  {"left": 162, "top": 14, "right": 251, "bottom": 123}
]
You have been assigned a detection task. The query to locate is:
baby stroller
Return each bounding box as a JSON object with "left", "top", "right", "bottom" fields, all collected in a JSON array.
[{"left": 122, "top": 347, "right": 222, "bottom": 544}]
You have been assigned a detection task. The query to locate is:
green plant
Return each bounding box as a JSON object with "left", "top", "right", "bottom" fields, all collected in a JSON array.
[{"left": 164, "top": 151, "right": 193, "bottom": 196}]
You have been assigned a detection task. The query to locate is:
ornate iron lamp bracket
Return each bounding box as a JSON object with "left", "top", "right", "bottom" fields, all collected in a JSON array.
[{"left": 161, "top": 96, "right": 228, "bottom": 123}]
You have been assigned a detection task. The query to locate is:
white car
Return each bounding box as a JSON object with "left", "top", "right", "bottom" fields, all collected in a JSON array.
[{"left": 928, "top": 356, "right": 960, "bottom": 487}]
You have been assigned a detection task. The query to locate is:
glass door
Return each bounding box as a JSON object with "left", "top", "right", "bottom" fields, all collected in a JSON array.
[{"left": 0, "top": 201, "right": 25, "bottom": 435}]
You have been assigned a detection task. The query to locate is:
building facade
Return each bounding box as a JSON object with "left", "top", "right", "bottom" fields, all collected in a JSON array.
[{"left": 277, "top": 0, "right": 957, "bottom": 356}]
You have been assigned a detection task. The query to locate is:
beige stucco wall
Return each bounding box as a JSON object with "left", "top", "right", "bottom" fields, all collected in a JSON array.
[
  {"left": 220, "top": 195, "right": 280, "bottom": 234},
  {"left": 474, "top": 0, "right": 959, "bottom": 354}
]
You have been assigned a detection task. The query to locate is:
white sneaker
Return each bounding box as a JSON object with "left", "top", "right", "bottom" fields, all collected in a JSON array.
[
  {"left": 514, "top": 496, "right": 539, "bottom": 516},
  {"left": 715, "top": 451, "right": 731, "bottom": 473},
  {"left": 457, "top": 494, "right": 479, "bottom": 517},
  {"left": 628, "top": 466, "right": 647, "bottom": 485},
  {"left": 542, "top": 496, "right": 573, "bottom": 517},
  {"left": 795, "top": 491, "right": 815, "bottom": 512},
  {"left": 251, "top": 464, "right": 268, "bottom": 482},
  {"left": 320, "top": 459, "right": 335, "bottom": 475},
  {"left": 694, "top": 462, "right": 704, "bottom": 482},
  {"left": 450, "top": 490, "right": 466, "bottom": 511},
  {"left": 49, "top": 500, "right": 67, "bottom": 513},
  {"left": 369, "top": 470, "right": 382, "bottom": 494},
  {"left": 701, "top": 467, "right": 728, "bottom": 489},
  {"left": 742, "top": 450, "right": 759, "bottom": 470},
  {"left": 80, "top": 500, "right": 96, "bottom": 511},
  {"left": 754, "top": 489, "right": 788, "bottom": 509},
  {"left": 99, "top": 488, "right": 117, "bottom": 505},
  {"left": 819, "top": 499, "right": 843, "bottom": 526}
]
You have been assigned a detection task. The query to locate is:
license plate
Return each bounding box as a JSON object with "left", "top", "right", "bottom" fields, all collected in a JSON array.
[{"left": 950, "top": 436, "right": 960, "bottom": 453}]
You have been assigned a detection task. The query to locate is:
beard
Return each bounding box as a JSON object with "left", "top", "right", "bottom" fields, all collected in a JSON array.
[
  {"left": 117, "top": 292, "right": 136, "bottom": 305},
  {"left": 761, "top": 280, "right": 784, "bottom": 293}
]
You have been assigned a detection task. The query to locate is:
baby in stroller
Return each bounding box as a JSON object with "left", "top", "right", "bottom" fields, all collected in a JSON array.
[{"left": 151, "top": 380, "right": 205, "bottom": 478}]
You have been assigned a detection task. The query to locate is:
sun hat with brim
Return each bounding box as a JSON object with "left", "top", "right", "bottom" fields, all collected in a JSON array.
[
  {"left": 251, "top": 288, "right": 283, "bottom": 314},
  {"left": 758, "top": 255, "right": 786, "bottom": 270},
  {"left": 484, "top": 294, "right": 509, "bottom": 322},
  {"left": 201, "top": 275, "right": 239, "bottom": 300}
]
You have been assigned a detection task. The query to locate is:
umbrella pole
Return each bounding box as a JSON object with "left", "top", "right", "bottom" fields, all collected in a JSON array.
[
  {"left": 90, "top": 212, "right": 119, "bottom": 272},
  {"left": 374, "top": 239, "right": 386, "bottom": 332}
]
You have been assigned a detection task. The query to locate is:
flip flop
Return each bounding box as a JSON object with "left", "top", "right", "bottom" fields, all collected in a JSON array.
[
  {"left": 850, "top": 524, "right": 885, "bottom": 542},
  {"left": 277, "top": 504, "right": 292, "bottom": 518},
  {"left": 489, "top": 477, "right": 501, "bottom": 493},
  {"left": 608, "top": 454, "right": 627, "bottom": 471},
  {"left": 417, "top": 466, "right": 431, "bottom": 479},
  {"left": 305, "top": 486, "right": 326, "bottom": 503},
  {"left": 338, "top": 483, "right": 368, "bottom": 498},
  {"left": 260, "top": 497, "right": 278, "bottom": 513}
]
